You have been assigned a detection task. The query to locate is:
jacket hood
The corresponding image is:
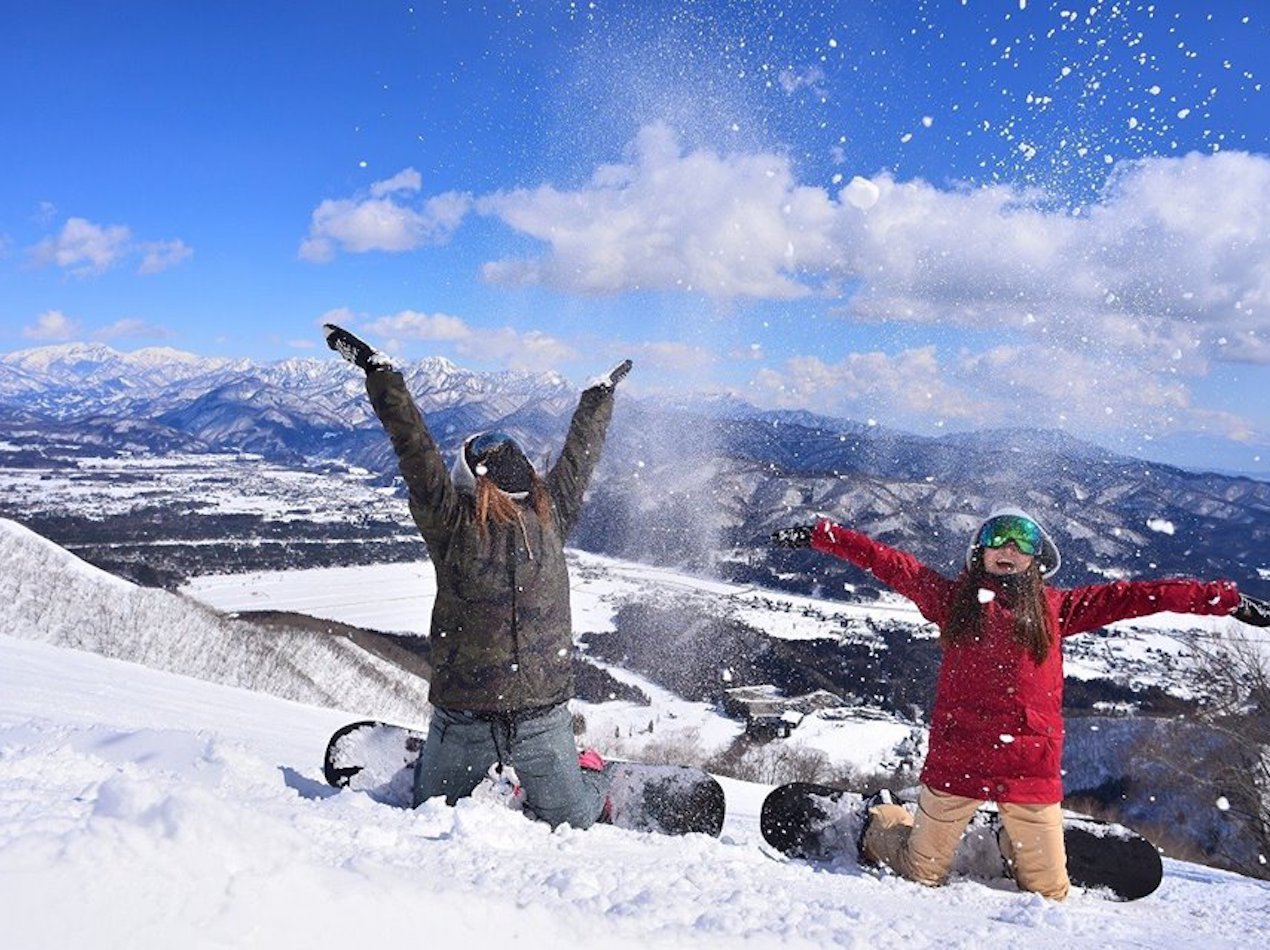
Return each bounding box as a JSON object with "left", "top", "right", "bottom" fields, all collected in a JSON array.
[{"left": 966, "top": 505, "right": 1061, "bottom": 578}]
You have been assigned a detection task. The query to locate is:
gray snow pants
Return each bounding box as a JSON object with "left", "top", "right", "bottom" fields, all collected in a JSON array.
[{"left": 412, "top": 702, "right": 609, "bottom": 829}]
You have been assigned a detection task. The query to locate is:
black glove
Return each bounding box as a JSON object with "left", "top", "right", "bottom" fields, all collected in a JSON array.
[
  {"left": 771, "top": 524, "right": 817, "bottom": 548},
  {"left": 607, "top": 359, "right": 633, "bottom": 387},
  {"left": 324, "top": 323, "right": 392, "bottom": 372},
  {"left": 1232, "top": 593, "right": 1270, "bottom": 627},
  {"left": 587, "top": 359, "right": 632, "bottom": 392}
]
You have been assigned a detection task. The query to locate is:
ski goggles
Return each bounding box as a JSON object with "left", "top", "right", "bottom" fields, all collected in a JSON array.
[
  {"left": 975, "top": 514, "right": 1043, "bottom": 556},
  {"left": 469, "top": 430, "right": 518, "bottom": 461}
]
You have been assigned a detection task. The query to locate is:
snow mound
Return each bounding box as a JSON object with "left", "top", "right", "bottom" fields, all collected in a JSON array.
[{"left": 0, "top": 517, "right": 430, "bottom": 722}]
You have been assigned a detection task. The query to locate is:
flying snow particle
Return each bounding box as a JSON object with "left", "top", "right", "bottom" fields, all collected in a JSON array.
[
  {"left": 978, "top": 589, "right": 996, "bottom": 604},
  {"left": 922, "top": 116, "right": 933, "bottom": 127},
  {"left": 843, "top": 176, "right": 880, "bottom": 210},
  {"left": 1146, "top": 517, "right": 1175, "bottom": 535},
  {"left": 999, "top": 734, "right": 1016, "bottom": 744},
  {"left": 1178, "top": 108, "right": 1191, "bottom": 119},
  {"left": 1216, "top": 796, "right": 1231, "bottom": 812}
]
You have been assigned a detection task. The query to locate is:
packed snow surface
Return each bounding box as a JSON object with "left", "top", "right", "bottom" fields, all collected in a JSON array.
[{"left": 2, "top": 634, "right": 1267, "bottom": 949}]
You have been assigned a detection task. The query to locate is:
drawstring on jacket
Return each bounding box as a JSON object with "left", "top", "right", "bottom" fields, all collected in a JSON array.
[{"left": 515, "top": 510, "right": 534, "bottom": 560}]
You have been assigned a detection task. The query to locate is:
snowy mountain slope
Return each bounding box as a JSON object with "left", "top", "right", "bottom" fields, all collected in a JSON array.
[
  {"left": 3, "top": 633, "right": 1267, "bottom": 949},
  {"left": 0, "top": 518, "right": 430, "bottom": 723}
]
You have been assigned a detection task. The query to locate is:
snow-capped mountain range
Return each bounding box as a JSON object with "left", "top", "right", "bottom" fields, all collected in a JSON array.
[{"left": 2, "top": 341, "right": 1267, "bottom": 597}]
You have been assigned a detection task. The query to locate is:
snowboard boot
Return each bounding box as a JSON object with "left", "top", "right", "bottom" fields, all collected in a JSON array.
[{"left": 856, "top": 788, "right": 895, "bottom": 867}]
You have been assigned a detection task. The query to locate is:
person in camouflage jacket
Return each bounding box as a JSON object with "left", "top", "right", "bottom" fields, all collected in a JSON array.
[{"left": 325, "top": 323, "right": 631, "bottom": 828}]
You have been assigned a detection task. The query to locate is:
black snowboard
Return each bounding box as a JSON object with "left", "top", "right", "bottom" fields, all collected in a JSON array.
[
  {"left": 760, "top": 781, "right": 1163, "bottom": 901},
  {"left": 323, "top": 719, "right": 726, "bottom": 837}
]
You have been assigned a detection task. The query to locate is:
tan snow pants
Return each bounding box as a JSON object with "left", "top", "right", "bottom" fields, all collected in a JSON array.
[{"left": 861, "top": 786, "right": 1070, "bottom": 901}]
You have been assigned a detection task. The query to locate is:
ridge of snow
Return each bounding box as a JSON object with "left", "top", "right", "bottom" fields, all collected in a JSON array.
[{"left": 0, "top": 517, "right": 430, "bottom": 722}]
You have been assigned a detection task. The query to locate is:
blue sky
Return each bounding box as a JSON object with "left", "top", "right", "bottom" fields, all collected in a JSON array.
[{"left": 3, "top": 0, "right": 1268, "bottom": 475}]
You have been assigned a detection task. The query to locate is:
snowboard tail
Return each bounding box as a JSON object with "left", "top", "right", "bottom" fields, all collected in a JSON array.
[
  {"left": 323, "top": 719, "right": 725, "bottom": 837},
  {"left": 760, "top": 782, "right": 1163, "bottom": 901}
]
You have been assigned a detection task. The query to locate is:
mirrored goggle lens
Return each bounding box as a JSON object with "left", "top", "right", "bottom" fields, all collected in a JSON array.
[
  {"left": 470, "top": 430, "right": 515, "bottom": 459},
  {"left": 977, "top": 516, "right": 1042, "bottom": 555}
]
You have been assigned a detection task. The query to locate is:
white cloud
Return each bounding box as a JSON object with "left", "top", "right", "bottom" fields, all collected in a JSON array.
[
  {"left": 93, "top": 319, "right": 172, "bottom": 342},
  {"left": 465, "top": 129, "right": 1270, "bottom": 373},
  {"left": 479, "top": 123, "right": 839, "bottom": 299},
  {"left": 32, "top": 218, "right": 132, "bottom": 277},
  {"left": 298, "top": 135, "right": 1269, "bottom": 378},
  {"left": 366, "top": 309, "right": 471, "bottom": 342},
  {"left": 369, "top": 168, "right": 423, "bottom": 197},
  {"left": 634, "top": 340, "right": 717, "bottom": 372},
  {"left": 455, "top": 328, "right": 578, "bottom": 372},
  {"left": 22, "top": 310, "right": 81, "bottom": 341},
  {"left": 137, "top": 240, "right": 193, "bottom": 275},
  {"left": 30, "top": 217, "right": 191, "bottom": 277},
  {"left": 753, "top": 348, "right": 984, "bottom": 422},
  {"left": 834, "top": 153, "right": 1270, "bottom": 373},
  {"left": 359, "top": 309, "right": 577, "bottom": 373},
  {"left": 298, "top": 171, "right": 472, "bottom": 262},
  {"left": 751, "top": 341, "right": 1259, "bottom": 445}
]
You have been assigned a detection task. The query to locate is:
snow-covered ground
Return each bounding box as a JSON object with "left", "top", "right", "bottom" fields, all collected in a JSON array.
[
  {"left": 5, "top": 516, "right": 1269, "bottom": 945},
  {"left": 3, "top": 633, "right": 1268, "bottom": 949}
]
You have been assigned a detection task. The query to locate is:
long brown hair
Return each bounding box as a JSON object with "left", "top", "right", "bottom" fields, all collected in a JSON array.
[
  {"left": 473, "top": 472, "right": 552, "bottom": 536},
  {"left": 944, "top": 551, "right": 1054, "bottom": 663}
]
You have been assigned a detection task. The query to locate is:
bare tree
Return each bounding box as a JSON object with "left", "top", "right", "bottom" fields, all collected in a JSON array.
[{"left": 1179, "top": 630, "right": 1270, "bottom": 878}]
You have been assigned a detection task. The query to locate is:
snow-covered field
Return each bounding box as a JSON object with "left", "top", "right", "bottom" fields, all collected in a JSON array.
[{"left": 3, "top": 633, "right": 1268, "bottom": 949}]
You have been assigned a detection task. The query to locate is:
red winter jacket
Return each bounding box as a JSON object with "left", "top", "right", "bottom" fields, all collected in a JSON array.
[{"left": 810, "top": 520, "right": 1240, "bottom": 804}]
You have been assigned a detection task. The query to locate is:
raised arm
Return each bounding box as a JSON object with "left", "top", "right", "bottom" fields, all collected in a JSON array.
[
  {"left": 325, "top": 323, "right": 460, "bottom": 531},
  {"left": 364, "top": 370, "right": 461, "bottom": 530},
  {"left": 774, "top": 519, "right": 956, "bottom": 624},
  {"left": 1056, "top": 577, "right": 1241, "bottom": 636},
  {"left": 546, "top": 360, "right": 631, "bottom": 537}
]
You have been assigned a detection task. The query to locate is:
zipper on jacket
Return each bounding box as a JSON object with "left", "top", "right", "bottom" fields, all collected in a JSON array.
[{"left": 507, "top": 527, "right": 522, "bottom": 671}]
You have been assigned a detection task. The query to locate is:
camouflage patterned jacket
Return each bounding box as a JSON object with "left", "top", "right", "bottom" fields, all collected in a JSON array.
[{"left": 366, "top": 370, "right": 615, "bottom": 713}]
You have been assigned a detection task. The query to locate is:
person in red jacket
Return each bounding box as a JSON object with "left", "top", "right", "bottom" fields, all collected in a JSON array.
[{"left": 772, "top": 506, "right": 1270, "bottom": 899}]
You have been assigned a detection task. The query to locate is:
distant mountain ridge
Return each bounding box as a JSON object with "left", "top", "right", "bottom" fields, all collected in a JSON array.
[{"left": 1, "top": 342, "right": 1267, "bottom": 596}]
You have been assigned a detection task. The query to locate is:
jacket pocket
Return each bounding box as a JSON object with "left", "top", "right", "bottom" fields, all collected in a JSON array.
[{"left": 1024, "top": 706, "right": 1062, "bottom": 740}]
